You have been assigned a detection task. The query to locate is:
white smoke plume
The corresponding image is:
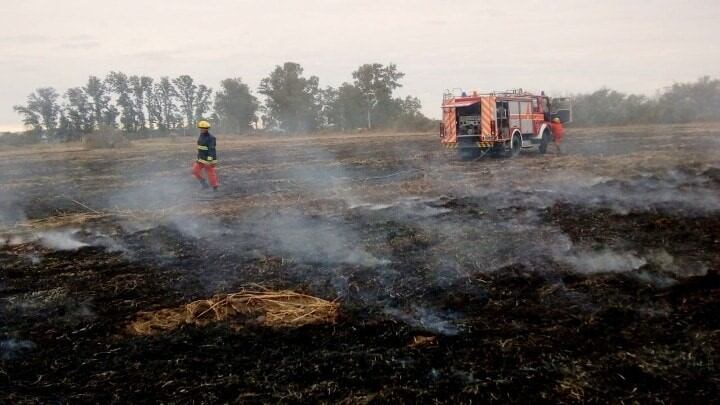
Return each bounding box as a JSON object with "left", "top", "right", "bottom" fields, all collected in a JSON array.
[
  {"left": 37, "top": 229, "right": 89, "bottom": 251},
  {"left": 561, "top": 250, "right": 647, "bottom": 274},
  {"left": 384, "top": 305, "right": 461, "bottom": 336},
  {"left": 239, "top": 209, "right": 388, "bottom": 267}
]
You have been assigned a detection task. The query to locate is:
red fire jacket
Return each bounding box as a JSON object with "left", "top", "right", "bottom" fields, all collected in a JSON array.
[{"left": 551, "top": 122, "right": 565, "bottom": 142}]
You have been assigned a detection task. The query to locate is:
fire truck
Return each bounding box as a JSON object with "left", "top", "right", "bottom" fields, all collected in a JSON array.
[{"left": 440, "top": 89, "right": 571, "bottom": 159}]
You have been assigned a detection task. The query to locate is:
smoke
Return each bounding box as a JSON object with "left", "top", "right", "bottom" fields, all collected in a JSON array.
[
  {"left": 528, "top": 168, "right": 720, "bottom": 214},
  {"left": 641, "top": 248, "right": 708, "bottom": 280},
  {"left": 163, "top": 213, "right": 226, "bottom": 241},
  {"left": 105, "top": 160, "right": 229, "bottom": 241},
  {"left": 0, "top": 226, "right": 127, "bottom": 258},
  {"left": 418, "top": 211, "right": 573, "bottom": 276},
  {"left": 28, "top": 228, "right": 124, "bottom": 252},
  {"left": 575, "top": 170, "right": 720, "bottom": 214},
  {"left": 0, "top": 234, "right": 25, "bottom": 248},
  {"left": 0, "top": 186, "right": 27, "bottom": 227},
  {"left": 561, "top": 250, "right": 647, "bottom": 274},
  {"left": 269, "top": 145, "right": 362, "bottom": 203},
  {"left": 384, "top": 305, "right": 461, "bottom": 335},
  {"left": 37, "top": 229, "right": 89, "bottom": 251},
  {"left": 555, "top": 246, "right": 708, "bottom": 288},
  {"left": 3, "top": 130, "right": 716, "bottom": 338},
  {"left": 8, "top": 235, "right": 25, "bottom": 246},
  {"left": 84, "top": 146, "right": 394, "bottom": 296},
  {"left": 23, "top": 254, "right": 41, "bottom": 264},
  {"left": 62, "top": 301, "right": 96, "bottom": 323},
  {"left": 349, "top": 196, "right": 451, "bottom": 219},
  {"left": 425, "top": 163, "right": 720, "bottom": 216},
  {"left": 633, "top": 270, "right": 677, "bottom": 288},
  {"left": 239, "top": 209, "right": 388, "bottom": 267},
  {"left": 0, "top": 338, "right": 35, "bottom": 360},
  {"left": 86, "top": 230, "right": 128, "bottom": 253}
]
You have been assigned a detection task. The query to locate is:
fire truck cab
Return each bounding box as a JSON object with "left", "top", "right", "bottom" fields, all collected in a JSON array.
[{"left": 440, "top": 89, "right": 571, "bottom": 159}]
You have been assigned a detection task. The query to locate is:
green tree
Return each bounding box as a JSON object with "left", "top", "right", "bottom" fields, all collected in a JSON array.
[
  {"left": 84, "top": 75, "right": 112, "bottom": 128},
  {"left": 657, "top": 76, "right": 720, "bottom": 123},
  {"left": 214, "top": 78, "right": 258, "bottom": 133},
  {"left": 13, "top": 106, "right": 41, "bottom": 130},
  {"left": 393, "top": 96, "right": 435, "bottom": 131},
  {"left": 13, "top": 87, "right": 61, "bottom": 131},
  {"left": 319, "top": 86, "right": 339, "bottom": 129},
  {"left": 398, "top": 95, "right": 422, "bottom": 116},
  {"left": 352, "top": 63, "right": 405, "bottom": 129},
  {"left": 56, "top": 110, "right": 74, "bottom": 139},
  {"left": 325, "top": 83, "right": 367, "bottom": 131},
  {"left": 571, "top": 88, "right": 630, "bottom": 126},
  {"left": 566, "top": 79, "right": 720, "bottom": 126},
  {"left": 130, "top": 75, "right": 153, "bottom": 131},
  {"left": 195, "top": 84, "right": 213, "bottom": 123},
  {"left": 106, "top": 71, "right": 137, "bottom": 131},
  {"left": 155, "top": 77, "right": 179, "bottom": 130},
  {"left": 103, "top": 105, "right": 120, "bottom": 129},
  {"left": 173, "top": 75, "right": 197, "bottom": 128},
  {"left": 259, "top": 62, "right": 321, "bottom": 132},
  {"left": 64, "top": 87, "right": 94, "bottom": 134},
  {"left": 145, "top": 82, "right": 163, "bottom": 130}
]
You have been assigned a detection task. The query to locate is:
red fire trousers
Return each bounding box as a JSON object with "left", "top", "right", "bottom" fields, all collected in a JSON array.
[
  {"left": 551, "top": 122, "right": 565, "bottom": 143},
  {"left": 192, "top": 162, "right": 219, "bottom": 188}
]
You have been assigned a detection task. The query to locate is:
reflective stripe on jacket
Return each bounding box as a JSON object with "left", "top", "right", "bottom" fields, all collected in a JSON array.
[{"left": 197, "top": 133, "right": 217, "bottom": 165}]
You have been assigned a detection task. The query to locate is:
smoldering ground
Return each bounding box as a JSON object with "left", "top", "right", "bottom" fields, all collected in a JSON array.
[
  {"left": 3, "top": 138, "right": 720, "bottom": 331},
  {"left": 0, "top": 191, "right": 26, "bottom": 227},
  {"left": 109, "top": 157, "right": 720, "bottom": 332},
  {"left": 1, "top": 127, "right": 720, "bottom": 402}
]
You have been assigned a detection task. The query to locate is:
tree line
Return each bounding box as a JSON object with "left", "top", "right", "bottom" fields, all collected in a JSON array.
[
  {"left": 13, "top": 62, "right": 436, "bottom": 139},
  {"left": 570, "top": 76, "right": 720, "bottom": 126}
]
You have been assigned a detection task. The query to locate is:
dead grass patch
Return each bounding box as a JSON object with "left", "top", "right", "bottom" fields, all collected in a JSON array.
[
  {"left": 128, "top": 286, "right": 339, "bottom": 336},
  {"left": 83, "top": 130, "right": 131, "bottom": 149}
]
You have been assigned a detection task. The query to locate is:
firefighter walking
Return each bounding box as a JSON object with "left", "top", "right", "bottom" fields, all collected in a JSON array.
[
  {"left": 192, "top": 120, "right": 219, "bottom": 191},
  {"left": 550, "top": 117, "right": 565, "bottom": 155}
]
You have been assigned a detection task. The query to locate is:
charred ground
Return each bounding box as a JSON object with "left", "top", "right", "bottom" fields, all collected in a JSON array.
[{"left": 1, "top": 124, "right": 720, "bottom": 403}]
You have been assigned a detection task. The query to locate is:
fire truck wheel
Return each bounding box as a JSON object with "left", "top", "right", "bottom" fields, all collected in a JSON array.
[
  {"left": 539, "top": 130, "right": 551, "bottom": 154},
  {"left": 509, "top": 133, "right": 522, "bottom": 158}
]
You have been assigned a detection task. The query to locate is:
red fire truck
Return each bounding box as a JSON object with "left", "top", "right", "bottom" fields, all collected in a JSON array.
[{"left": 440, "top": 89, "right": 571, "bottom": 158}]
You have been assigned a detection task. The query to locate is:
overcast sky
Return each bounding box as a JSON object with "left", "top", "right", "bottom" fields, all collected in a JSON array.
[{"left": 1, "top": 0, "right": 718, "bottom": 131}]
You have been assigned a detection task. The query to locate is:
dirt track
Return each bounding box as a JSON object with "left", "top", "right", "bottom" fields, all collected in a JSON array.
[{"left": 1, "top": 124, "right": 720, "bottom": 403}]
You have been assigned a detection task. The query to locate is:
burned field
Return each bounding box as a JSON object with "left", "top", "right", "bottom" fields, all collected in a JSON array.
[{"left": 1, "top": 125, "right": 720, "bottom": 403}]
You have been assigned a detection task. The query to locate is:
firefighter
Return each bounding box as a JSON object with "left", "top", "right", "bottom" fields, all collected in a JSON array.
[
  {"left": 192, "top": 120, "right": 219, "bottom": 191},
  {"left": 550, "top": 117, "right": 565, "bottom": 155}
]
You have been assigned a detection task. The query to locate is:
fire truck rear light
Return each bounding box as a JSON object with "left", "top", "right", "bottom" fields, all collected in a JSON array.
[{"left": 490, "top": 120, "right": 496, "bottom": 136}]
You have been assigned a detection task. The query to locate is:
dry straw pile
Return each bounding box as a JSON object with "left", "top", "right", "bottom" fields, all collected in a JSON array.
[{"left": 129, "top": 287, "right": 339, "bottom": 336}]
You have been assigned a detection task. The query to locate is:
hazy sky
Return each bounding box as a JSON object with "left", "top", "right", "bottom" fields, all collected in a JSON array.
[{"left": 1, "top": 0, "right": 718, "bottom": 131}]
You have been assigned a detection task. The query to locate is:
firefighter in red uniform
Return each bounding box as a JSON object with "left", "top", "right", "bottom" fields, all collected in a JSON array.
[
  {"left": 192, "top": 120, "right": 219, "bottom": 191},
  {"left": 550, "top": 117, "right": 565, "bottom": 155}
]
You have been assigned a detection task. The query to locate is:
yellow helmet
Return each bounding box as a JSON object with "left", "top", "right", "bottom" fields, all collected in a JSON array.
[
  {"left": 197, "top": 120, "right": 211, "bottom": 129},
  {"left": 552, "top": 117, "right": 561, "bottom": 123}
]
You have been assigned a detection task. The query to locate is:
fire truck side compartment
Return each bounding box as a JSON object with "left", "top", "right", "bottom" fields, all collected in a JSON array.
[
  {"left": 456, "top": 102, "right": 481, "bottom": 148},
  {"left": 508, "top": 101, "right": 521, "bottom": 131},
  {"left": 520, "top": 101, "right": 533, "bottom": 135},
  {"left": 496, "top": 101, "right": 510, "bottom": 138}
]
